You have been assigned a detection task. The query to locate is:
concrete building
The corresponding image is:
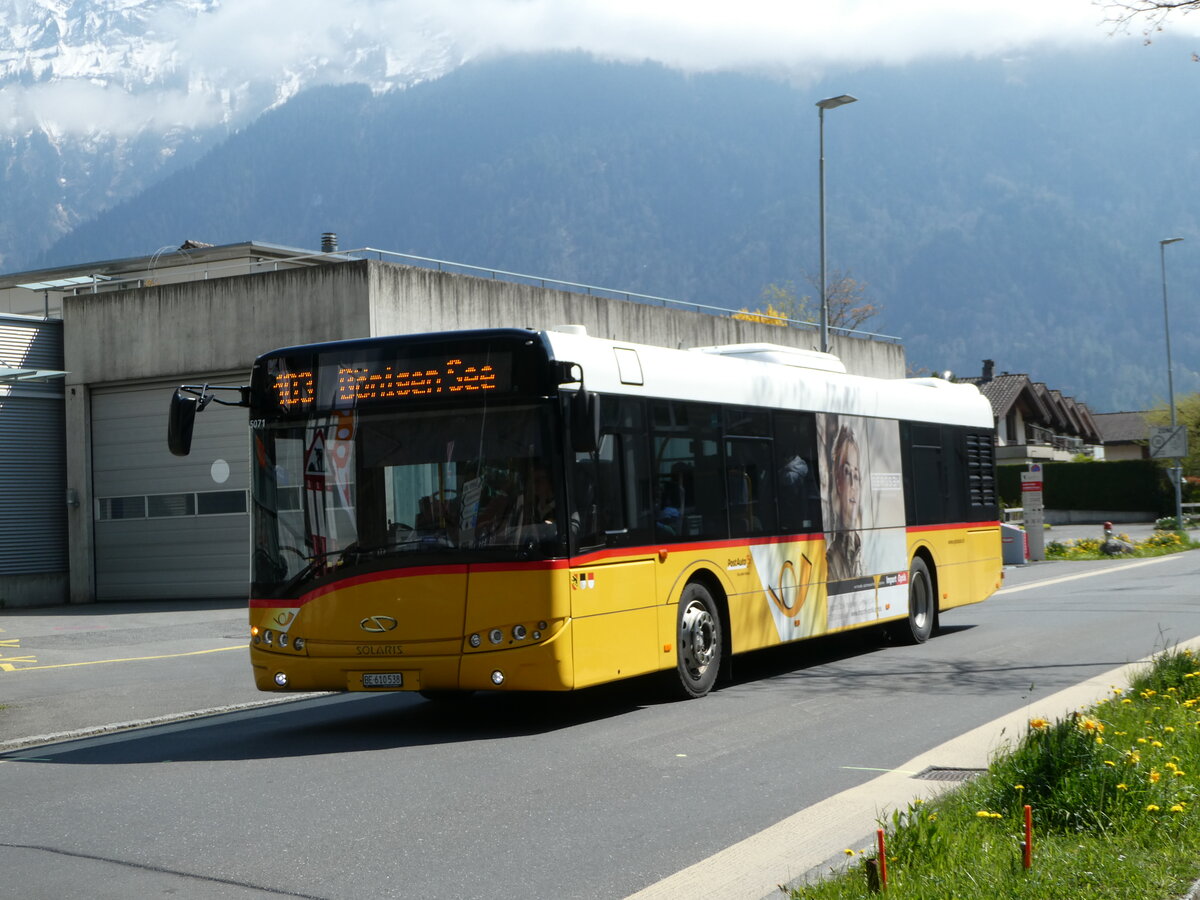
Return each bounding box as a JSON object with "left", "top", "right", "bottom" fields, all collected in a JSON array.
[{"left": 3, "top": 241, "right": 907, "bottom": 607}]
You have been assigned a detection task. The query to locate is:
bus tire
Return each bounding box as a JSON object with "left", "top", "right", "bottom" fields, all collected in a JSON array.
[
  {"left": 889, "top": 557, "right": 935, "bottom": 645},
  {"left": 673, "top": 581, "right": 723, "bottom": 699}
]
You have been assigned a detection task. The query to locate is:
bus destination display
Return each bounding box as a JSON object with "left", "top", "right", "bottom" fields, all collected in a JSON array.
[{"left": 271, "top": 352, "right": 512, "bottom": 411}]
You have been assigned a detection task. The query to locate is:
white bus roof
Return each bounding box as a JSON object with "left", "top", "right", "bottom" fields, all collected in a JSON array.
[{"left": 542, "top": 327, "right": 992, "bottom": 429}]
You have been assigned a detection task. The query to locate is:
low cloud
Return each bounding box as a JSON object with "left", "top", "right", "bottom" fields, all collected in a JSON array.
[{"left": 1, "top": 0, "right": 1182, "bottom": 136}]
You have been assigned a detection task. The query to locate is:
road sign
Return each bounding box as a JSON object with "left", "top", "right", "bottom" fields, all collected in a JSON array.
[{"left": 1149, "top": 425, "right": 1188, "bottom": 460}]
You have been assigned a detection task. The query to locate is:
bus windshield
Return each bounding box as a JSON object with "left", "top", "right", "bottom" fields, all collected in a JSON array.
[{"left": 251, "top": 401, "right": 563, "bottom": 595}]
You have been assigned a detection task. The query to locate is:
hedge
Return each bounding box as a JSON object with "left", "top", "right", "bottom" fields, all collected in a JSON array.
[{"left": 998, "top": 459, "right": 1173, "bottom": 514}]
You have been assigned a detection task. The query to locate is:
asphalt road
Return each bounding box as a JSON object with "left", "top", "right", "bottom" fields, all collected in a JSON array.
[{"left": 2, "top": 550, "right": 1199, "bottom": 899}]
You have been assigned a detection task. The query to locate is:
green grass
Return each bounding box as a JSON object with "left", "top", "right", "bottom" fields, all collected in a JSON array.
[
  {"left": 787, "top": 646, "right": 1200, "bottom": 899},
  {"left": 1044, "top": 530, "right": 1199, "bottom": 561}
]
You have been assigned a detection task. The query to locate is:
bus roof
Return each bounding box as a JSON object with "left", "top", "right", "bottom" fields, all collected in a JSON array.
[{"left": 541, "top": 327, "right": 993, "bottom": 429}]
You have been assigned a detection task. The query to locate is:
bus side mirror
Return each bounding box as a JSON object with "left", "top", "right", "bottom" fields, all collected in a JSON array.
[
  {"left": 168, "top": 391, "right": 198, "bottom": 457},
  {"left": 570, "top": 390, "right": 600, "bottom": 453}
]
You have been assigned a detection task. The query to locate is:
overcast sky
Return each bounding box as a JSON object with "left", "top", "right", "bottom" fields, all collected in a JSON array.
[{"left": 5, "top": 0, "right": 1198, "bottom": 135}]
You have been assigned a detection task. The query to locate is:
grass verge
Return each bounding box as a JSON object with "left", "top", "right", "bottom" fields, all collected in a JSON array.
[{"left": 787, "top": 645, "right": 1200, "bottom": 899}]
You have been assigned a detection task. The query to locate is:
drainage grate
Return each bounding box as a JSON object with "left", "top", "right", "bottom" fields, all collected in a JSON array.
[{"left": 914, "top": 766, "right": 986, "bottom": 782}]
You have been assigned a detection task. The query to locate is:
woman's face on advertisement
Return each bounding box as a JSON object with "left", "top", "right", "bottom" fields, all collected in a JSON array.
[{"left": 836, "top": 441, "right": 861, "bottom": 521}]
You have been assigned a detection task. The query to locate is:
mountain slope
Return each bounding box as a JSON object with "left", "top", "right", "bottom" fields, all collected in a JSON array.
[{"left": 24, "top": 49, "right": 1200, "bottom": 411}]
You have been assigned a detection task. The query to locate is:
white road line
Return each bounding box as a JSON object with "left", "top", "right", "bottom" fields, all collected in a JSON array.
[{"left": 997, "top": 554, "right": 1183, "bottom": 596}]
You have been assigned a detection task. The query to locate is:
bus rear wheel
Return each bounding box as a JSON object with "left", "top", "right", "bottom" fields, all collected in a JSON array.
[
  {"left": 673, "top": 582, "right": 723, "bottom": 699},
  {"left": 889, "top": 557, "right": 935, "bottom": 644}
]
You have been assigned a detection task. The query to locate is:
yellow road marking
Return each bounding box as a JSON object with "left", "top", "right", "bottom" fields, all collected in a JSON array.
[
  {"left": 0, "top": 645, "right": 245, "bottom": 673},
  {"left": 0, "top": 639, "right": 21, "bottom": 647}
]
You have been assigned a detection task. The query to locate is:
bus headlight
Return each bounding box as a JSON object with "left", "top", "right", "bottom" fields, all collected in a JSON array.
[
  {"left": 274, "top": 672, "right": 289, "bottom": 687},
  {"left": 279, "top": 633, "right": 289, "bottom": 648},
  {"left": 512, "top": 624, "right": 527, "bottom": 640},
  {"left": 469, "top": 633, "right": 482, "bottom": 648},
  {"left": 488, "top": 628, "right": 503, "bottom": 645},
  {"left": 491, "top": 670, "right": 505, "bottom": 685},
  {"left": 292, "top": 636, "right": 305, "bottom": 651}
]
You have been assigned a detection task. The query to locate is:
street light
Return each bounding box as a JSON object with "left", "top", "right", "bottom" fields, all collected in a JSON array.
[
  {"left": 1159, "top": 236, "right": 1184, "bottom": 530},
  {"left": 817, "top": 94, "right": 857, "bottom": 354}
]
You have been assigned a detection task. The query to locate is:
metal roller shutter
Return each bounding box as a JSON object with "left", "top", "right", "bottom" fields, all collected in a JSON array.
[
  {"left": 0, "top": 318, "right": 66, "bottom": 575},
  {"left": 92, "top": 380, "right": 249, "bottom": 600}
]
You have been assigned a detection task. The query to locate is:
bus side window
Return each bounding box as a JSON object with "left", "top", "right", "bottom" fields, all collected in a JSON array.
[
  {"left": 725, "top": 437, "right": 777, "bottom": 537},
  {"left": 909, "top": 423, "right": 944, "bottom": 526},
  {"left": 775, "top": 412, "right": 821, "bottom": 534},
  {"left": 652, "top": 401, "right": 722, "bottom": 540},
  {"left": 574, "top": 398, "right": 651, "bottom": 550}
]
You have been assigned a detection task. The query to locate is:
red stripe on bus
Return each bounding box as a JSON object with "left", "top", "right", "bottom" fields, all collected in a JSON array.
[
  {"left": 569, "top": 532, "right": 825, "bottom": 567},
  {"left": 249, "top": 559, "right": 570, "bottom": 608},
  {"left": 907, "top": 520, "right": 1001, "bottom": 534}
]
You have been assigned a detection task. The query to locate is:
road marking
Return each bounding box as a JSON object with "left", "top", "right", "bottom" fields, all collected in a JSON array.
[
  {"left": 0, "top": 645, "right": 245, "bottom": 673},
  {"left": 997, "top": 555, "right": 1181, "bottom": 596}
]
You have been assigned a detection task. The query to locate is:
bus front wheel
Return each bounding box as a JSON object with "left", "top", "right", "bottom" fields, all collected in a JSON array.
[
  {"left": 673, "top": 582, "right": 723, "bottom": 699},
  {"left": 889, "top": 557, "right": 936, "bottom": 645}
]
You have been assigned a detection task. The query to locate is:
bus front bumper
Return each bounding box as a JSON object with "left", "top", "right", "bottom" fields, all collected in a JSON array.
[{"left": 250, "top": 625, "right": 574, "bottom": 693}]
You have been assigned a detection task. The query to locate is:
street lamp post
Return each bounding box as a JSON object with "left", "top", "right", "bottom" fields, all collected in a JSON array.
[
  {"left": 816, "top": 93, "right": 857, "bottom": 354},
  {"left": 1159, "top": 236, "right": 1185, "bottom": 530}
]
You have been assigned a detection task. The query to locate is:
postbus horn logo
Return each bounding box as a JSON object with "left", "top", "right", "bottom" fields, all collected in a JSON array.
[{"left": 359, "top": 615, "right": 399, "bottom": 633}]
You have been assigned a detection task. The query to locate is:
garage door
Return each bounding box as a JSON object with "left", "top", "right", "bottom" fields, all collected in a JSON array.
[{"left": 92, "top": 380, "right": 250, "bottom": 600}]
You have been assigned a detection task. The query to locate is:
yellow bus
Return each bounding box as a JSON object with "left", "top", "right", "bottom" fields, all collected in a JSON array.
[{"left": 168, "top": 326, "right": 1002, "bottom": 699}]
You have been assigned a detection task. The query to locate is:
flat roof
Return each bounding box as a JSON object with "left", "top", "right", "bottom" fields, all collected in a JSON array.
[{"left": 0, "top": 240, "right": 324, "bottom": 290}]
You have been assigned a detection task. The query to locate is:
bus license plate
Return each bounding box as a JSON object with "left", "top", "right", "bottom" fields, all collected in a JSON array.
[{"left": 363, "top": 673, "right": 404, "bottom": 687}]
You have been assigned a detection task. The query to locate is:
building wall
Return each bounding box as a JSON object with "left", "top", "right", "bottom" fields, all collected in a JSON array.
[
  {"left": 61, "top": 259, "right": 906, "bottom": 604},
  {"left": 366, "top": 262, "right": 905, "bottom": 378}
]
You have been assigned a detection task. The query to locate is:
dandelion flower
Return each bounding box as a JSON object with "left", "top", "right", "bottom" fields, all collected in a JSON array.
[
  {"left": 1150, "top": 770, "right": 1161, "bottom": 784},
  {"left": 1171, "top": 805, "right": 1185, "bottom": 813},
  {"left": 1152, "top": 741, "right": 1164, "bottom": 748},
  {"left": 1104, "top": 760, "right": 1116, "bottom": 767},
  {"left": 1146, "top": 804, "right": 1160, "bottom": 812},
  {"left": 1029, "top": 717, "right": 1050, "bottom": 730},
  {"left": 844, "top": 849, "right": 855, "bottom": 856},
  {"left": 1164, "top": 726, "right": 1176, "bottom": 733},
  {"left": 1117, "top": 783, "right": 1128, "bottom": 791}
]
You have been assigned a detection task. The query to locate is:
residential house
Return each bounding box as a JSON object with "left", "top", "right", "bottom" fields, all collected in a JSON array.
[{"left": 961, "top": 360, "right": 1101, "bottom": 465}]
